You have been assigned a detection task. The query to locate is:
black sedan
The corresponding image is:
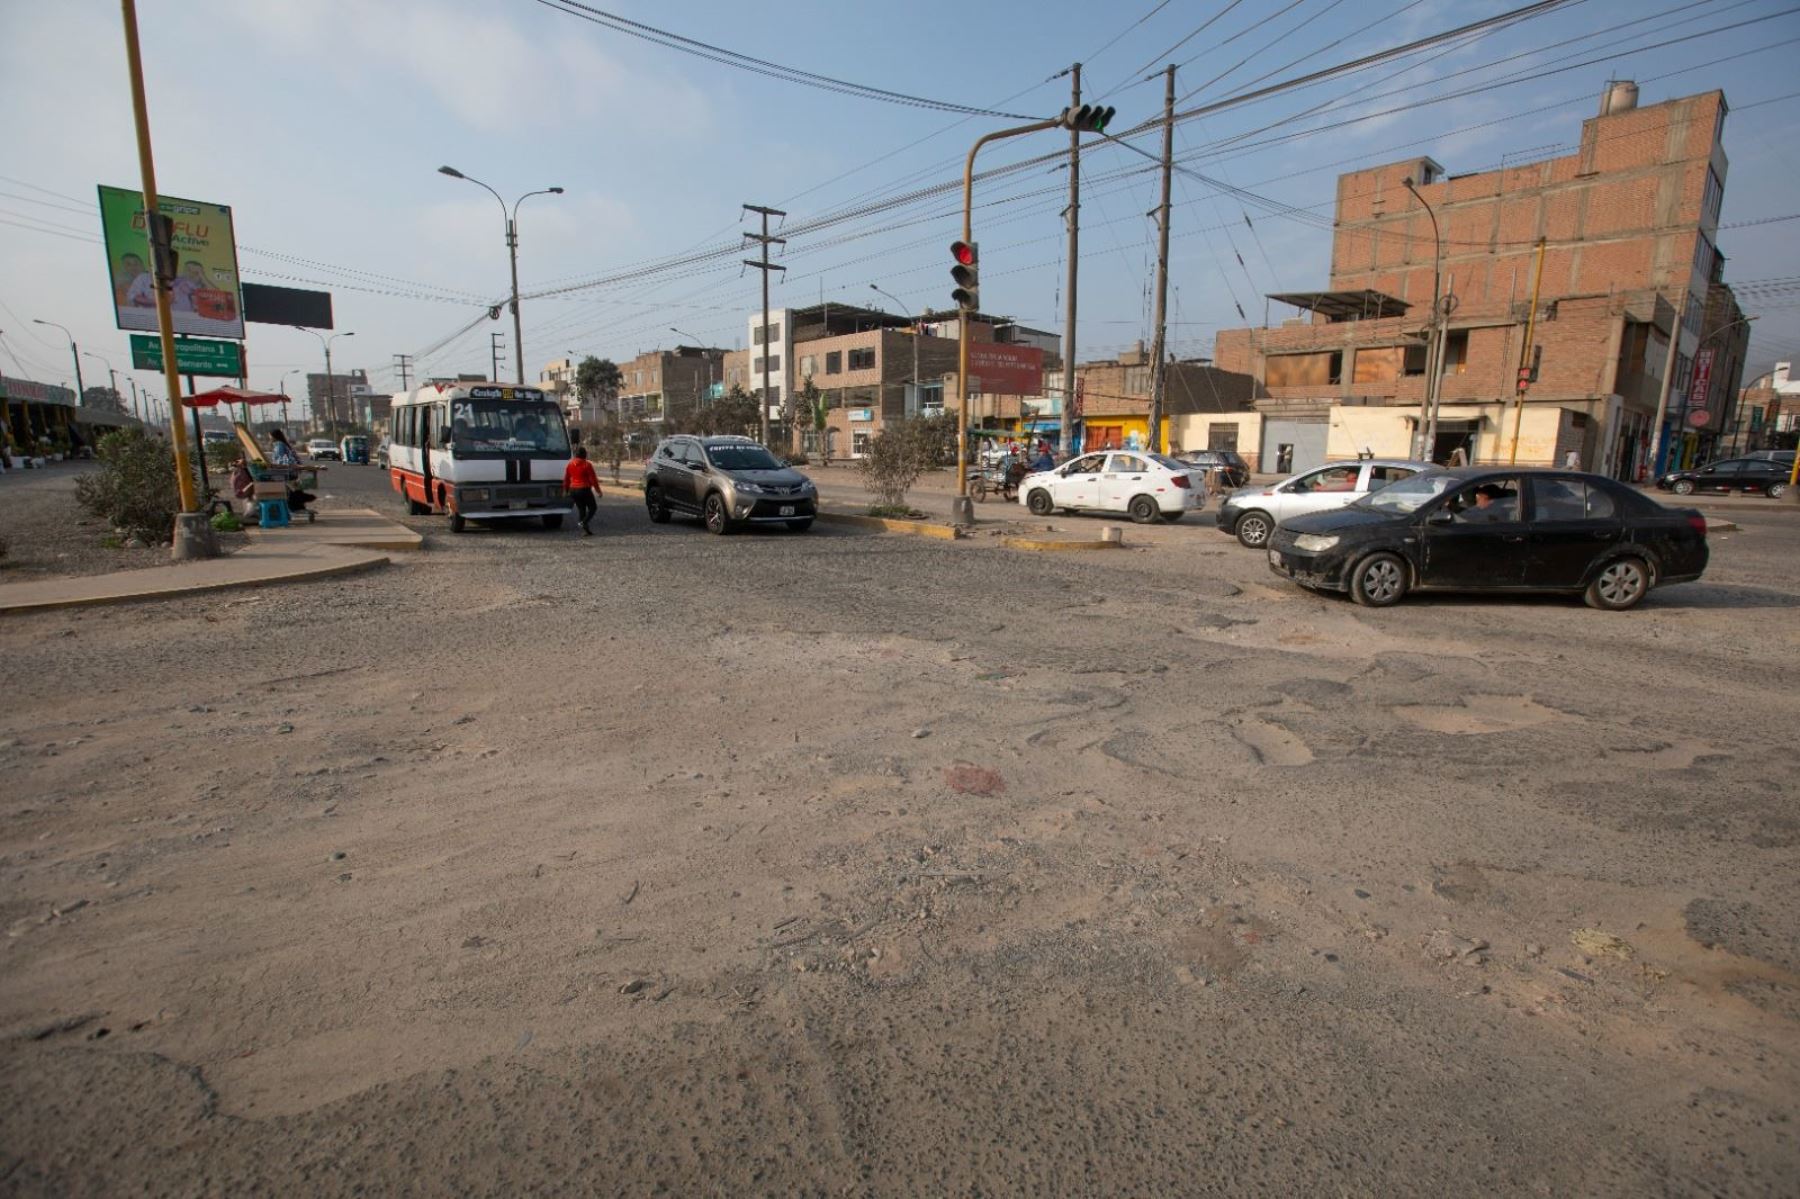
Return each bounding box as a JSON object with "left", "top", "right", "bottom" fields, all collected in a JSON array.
[
  {"left": 1656, "top": 456, "right": 1790, "bottom": 498},
  {"left": 1175, "top": 449, "right": 1251, "bottom": 489},
  {"left": 1265, "top": 468, "right": 1708, "bottom": 610}
]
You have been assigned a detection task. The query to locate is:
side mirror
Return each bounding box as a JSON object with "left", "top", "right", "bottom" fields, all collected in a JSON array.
[{"left": 1426, "top": 509, "right": 1454, "bottom": 525}]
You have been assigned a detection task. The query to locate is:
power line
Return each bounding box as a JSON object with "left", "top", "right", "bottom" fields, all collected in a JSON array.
[{"left": 528, "top": 0, "right": 1037, "bottom": 119}]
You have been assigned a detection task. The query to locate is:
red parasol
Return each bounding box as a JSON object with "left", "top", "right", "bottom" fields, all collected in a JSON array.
[{"left": 185, "top": 386, "right": 288, "bottom": 409}]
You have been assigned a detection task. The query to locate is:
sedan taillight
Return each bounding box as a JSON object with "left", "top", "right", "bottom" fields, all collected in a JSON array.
[
  {"left": 1171, "top": 474, "right": 1190, "bottom": 489},
  {"left": 1687, "top": 514, "right": 1707, "bottom": 536}
]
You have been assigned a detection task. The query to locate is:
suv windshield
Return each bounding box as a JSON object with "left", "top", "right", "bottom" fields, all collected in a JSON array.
[
  {"left": 1355, "top": 471, "right": 1453, "bottom": 514},
  {"left": 449, "top": 400, "right": 569, "bottom": 456},
  {"left": 706, "top": 443, "right": 786, "bottom": 471}
]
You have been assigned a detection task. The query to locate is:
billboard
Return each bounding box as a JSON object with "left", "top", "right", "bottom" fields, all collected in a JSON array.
[
  {"left": 966, "top": 342, "right": 1045, "bottom": 396},
  {"left": 98, "top": 185, "right": 244, "bottom": 339},
  {"left": 242, "top": 282, "right": 333, "bottom": 330}
]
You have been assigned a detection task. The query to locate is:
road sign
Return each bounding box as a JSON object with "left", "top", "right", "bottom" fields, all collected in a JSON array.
[{"left": 129, "top": 334, "right": 243, "bottom": 377}]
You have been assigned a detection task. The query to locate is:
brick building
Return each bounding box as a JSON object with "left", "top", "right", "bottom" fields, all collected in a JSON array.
[
  {"left": 305, "top": 368, "right": 376, "bottom": 430},
  {"left": 615, "top": 345, "right": 724, "bottom": 429},
  {"left": 1212, "top": 84, "right": 1743, "bottom": 478}
]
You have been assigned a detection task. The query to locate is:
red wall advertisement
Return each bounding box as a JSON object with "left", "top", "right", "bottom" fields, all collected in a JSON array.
[{"left": 966, "top": 342, "right": 1044, "bottom": 396}]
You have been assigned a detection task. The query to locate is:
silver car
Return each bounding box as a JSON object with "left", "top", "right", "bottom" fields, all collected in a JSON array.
[{"left": 1215, "top": 458, "right": 1437, "bottom": 548}]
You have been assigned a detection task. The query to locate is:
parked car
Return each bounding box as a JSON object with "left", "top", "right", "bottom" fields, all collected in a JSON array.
[
  {"left": 1017, "top": 450, "right": 1206, "bottom": 523},
  {"left": 1743, "top": 449, "right": 1796, "bottom": 463},
  {"left": 1216, "top": 458, "right": 1435, "bottom": 548},
  {"left": 306, "top": 438, "right": 340, "bottom": 461},
  {"left": 1655, "top": 456, "right": 1789, "bottom": 498},
  {"left": 1174, "top": 448, "right": 1251, "bottom": 489},
  {"left": 1266, "top": 468, "right": 1708, "bottom": 610},
  {"left": 644, "top": 434, "right": 817, "bottom": 534}
]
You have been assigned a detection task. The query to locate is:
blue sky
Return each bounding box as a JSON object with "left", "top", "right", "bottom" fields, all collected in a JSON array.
[{"left": 3, "top": 0, "right": 1798, "bottom": 414}]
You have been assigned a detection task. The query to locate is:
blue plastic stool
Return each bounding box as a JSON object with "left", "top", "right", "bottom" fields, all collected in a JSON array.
[{"left": 258, "top": 498, "right": 291, "bottom": 528}]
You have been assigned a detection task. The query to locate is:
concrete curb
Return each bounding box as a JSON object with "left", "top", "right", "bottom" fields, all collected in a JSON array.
[
  {"left": 1001, "top": 536, "right": 1126, "bottom": 552},
  {"left": 1706, "top": 519, "right": 1740, "bottom": 532},
  {"left": 0, "top": 549, "right": 390, "bottom": 615},
  {"left": 816, "top": 512, "right": 967, "bottom": 540}
]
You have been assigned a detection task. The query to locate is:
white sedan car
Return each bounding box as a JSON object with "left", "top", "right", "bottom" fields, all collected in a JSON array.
[
  {"left": 1215, "top": 457, "right": 1435, "bottom": 548},
  {"left": 306, "top": 438, "right": 341, "bottom": 461},
  {"left": 1018, "top": 450, "right": 1207, "bottom": 523}
]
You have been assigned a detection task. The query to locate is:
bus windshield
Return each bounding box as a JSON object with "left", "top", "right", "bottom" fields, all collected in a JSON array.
[{"left": 449, "top": 400, "right": 569, "bottom": 456}]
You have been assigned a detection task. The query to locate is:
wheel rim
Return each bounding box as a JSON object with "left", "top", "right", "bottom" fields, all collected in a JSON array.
[
  {"left": 1028, "top": 491, "right": 1052, "bottom": 515},
  {"left": 1241, "top": 516, "right": 1269, "bottom": 545},
  {"left": 1597, "top": 561, "right": 1645, "bottom": 605},
  {"left": 1673, "top": 481, "right": 1693, "bottom": 494},
  {"left": 1132, "top": 499, "right": 1155, "bottom": 522},
  {"left": 1772, "top": 483, "right": 1787, "bottom": 499},
  {"left": 705, "top": 498, "right": 724, "bottom": 531},
  {"left": 1362, "top": 559, "right": 1402, "bottom": 602}
]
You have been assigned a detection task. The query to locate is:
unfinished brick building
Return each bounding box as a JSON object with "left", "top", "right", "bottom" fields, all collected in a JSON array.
[{"left": 1212, "top": 83, "right": 1745, "bottom": 478}]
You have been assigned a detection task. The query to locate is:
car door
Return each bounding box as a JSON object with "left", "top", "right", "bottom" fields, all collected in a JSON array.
[
  {"left": 1739, "top": 459, "right": 1783, "bottom": 494},
  {"left": 655, "top": 441, "right": 694, "bottom": 511},
  {"left": 1275, "top": 464, "right": 1361, "bottom": 521},
  {"left": 1419, "top": 475, "right": 1529, "bottom": 589},
  {"left": 1099, "top": 453, "right": 1150, "bottom": 511},
  {"left": 1695, "top": 461, "right": 1738, "bottom": 493},
  {"left": 1054, "top": 453, "right": 1105, "bottom": 509},
  {"left": 1526, "top": 476, "right": 1623, "bottom": 589}
]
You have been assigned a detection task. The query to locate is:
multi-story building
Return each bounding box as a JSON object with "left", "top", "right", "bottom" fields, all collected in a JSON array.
[
  {"left": 306, "top": 368, "right": 372, "bottom": 430},
  {"left": 1212, "top": 83, "right": 1743, "bottom": 479},
  {"left": 615, "top": 346, "right": 724, "bottom": 428},
  {"left": 540, "top": 357, "right": 579, "bottom": 419},
  {"left": 1726, "top": 363, "right": 1800, "bottom": 456}
]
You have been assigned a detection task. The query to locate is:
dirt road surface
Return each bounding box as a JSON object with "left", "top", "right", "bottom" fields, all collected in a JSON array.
[{"left": 3, "top": 467, "right": 1797, "bottom": 1195}]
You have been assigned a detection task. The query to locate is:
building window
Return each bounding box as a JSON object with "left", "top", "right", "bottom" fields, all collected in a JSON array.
[
  {"left": 752, "top": 323, "right": 782, "bottom": 346},
  {"left": 848, "top": 347, "right": 876, "bottom": 371},
  {"left": 1352, "top": 346, "right": 1402, "bottom": 384},
  {"left": 1265, "top": 351, "right": 1342, "bottom": 387},
  {"left": 799, "top": 355, "right": 815, "bottom": 377},
  {"left": 825, "top": 351, "right": 842, "bottom": 375},
  {"left": 1441, "top": 331, "right": 1468, "bottom": 375},
  {"left": 1702, "top": 168, "right": 1722, "bottom": 222},
  {"left": 1206, "top": 423, "right": 1238, "bottom": 452},
  {"left": 852, "top": 431, "right": 872, "bottom": 457},
  {"left": 1694, "top": 233, "right": 1714, "bottom": 279}
]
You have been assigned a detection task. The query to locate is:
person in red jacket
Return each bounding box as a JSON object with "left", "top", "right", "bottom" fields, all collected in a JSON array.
[{"left": 563, "top": 445, "right": 601, "bottom": 535}]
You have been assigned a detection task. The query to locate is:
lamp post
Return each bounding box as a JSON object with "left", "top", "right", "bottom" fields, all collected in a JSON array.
[
  {"left": 869, "top": 284, "right": 920, "bottom": 419},
  {"left": 82, "top": 351, "right": 121, "bottom": 414},
  {"left": 668, "top": 327, "right": 714, "bottom": 426},
  {"left": 33, "top": 319, "right": 86, "bottom": 406},
  {"left": 438, "top": 167, "right": 562, "bottom": 385},
  {"left": 1401, "top": 177, "right": 1447, "bottom": 463},
  {"left": 295, "top": 328, "right": 354, "bottom": 435},
  {"left": 277, "top": 367, "right": 301, "bottom": 432}
]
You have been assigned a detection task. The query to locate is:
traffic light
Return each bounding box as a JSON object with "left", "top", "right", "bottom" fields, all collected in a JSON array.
[
  {"left": 1058, "top": 104, "right": 1116, "bottom": 134},
  {"left": 951, "top": 240, "right": 979, "bottom": 311}
]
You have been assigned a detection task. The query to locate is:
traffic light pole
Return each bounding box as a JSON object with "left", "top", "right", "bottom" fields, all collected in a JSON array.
[
  {"left": 1060, "top": 63, "right": 1081, "bottom": 459},
  {"left": 1146, "top": 65, "right": 1175, "bottom": 455},
  {"left": 956, "top": 117, "right": 1064, "bottom": 523}
]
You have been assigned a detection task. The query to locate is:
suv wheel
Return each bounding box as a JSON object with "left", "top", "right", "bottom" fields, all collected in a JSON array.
[
  {"left": 703, "top": 492, "right": 734, "bottom": 535},
  {"left": 645, "top": 484, "right": 671, "bottom": 523},
  {"left": 1235, "top": 510, "right": 1273, "bottom": 548}
]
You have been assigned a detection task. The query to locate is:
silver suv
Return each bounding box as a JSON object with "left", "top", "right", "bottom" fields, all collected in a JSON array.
[{"left": 644, "top": 435, "right": 818, "bottom": 534}]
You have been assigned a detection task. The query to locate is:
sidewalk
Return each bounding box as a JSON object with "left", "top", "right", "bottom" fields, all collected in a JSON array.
[{"left": 0, "top": 508, "right": 412, "bottom": 615}]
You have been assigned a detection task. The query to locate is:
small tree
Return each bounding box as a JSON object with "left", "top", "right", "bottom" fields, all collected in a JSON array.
[
  {"left": 702, "top": 386, "right": 761, "bottom": 439},
  {"left": 800, "top": 376, "right": 830, "bottom": 464},
  {"left": 81, "top": 386, "right": 128, "bottom": 415},
  {"left": 75, "top": 428, "right": 179, "bottom": 543},
  {"left": 576, "top": 356, "right": 622, "bottom": 425},
  {"left": 857, "top": 416, "right": 941, "bottom": 511}
]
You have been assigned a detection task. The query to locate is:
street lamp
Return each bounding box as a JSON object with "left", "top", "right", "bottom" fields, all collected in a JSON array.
[
  {"left": 277, "top": 367, "right": 301, "bottom": 431},
  {"left": 82, "top": 351, "right": 122, "bottom": 416},
  {"left": 294, "top": 328, "right": 355, "bottom": 435},
  {"left": 668, "top": 327, "right": 714, "bottom": 424},
  {"left": 1402, "top": 176, "right": 1446, "bottom": 463},
  {"left": 438, "top": 166, "right": 563, "bottom": 385},
  {"left": 33, "top": 319, "right": 86, "bottom": 404},
  {"left": 870, "top": 283, "right": 920, "bottom": 419}
]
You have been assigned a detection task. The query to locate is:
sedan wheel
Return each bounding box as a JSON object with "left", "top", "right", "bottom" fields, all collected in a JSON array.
[
  {"left": 1026, "top": 489, "right": 1054, "bottom": 516},
  {"left": 1671, "top": 479, "right": 1695, "bottom": 495},
  {"left": 1349, "top": 553, "right": 1408, "bottom": 607},
  {"left": 1770, "top": 482, "right": 1788, "bottom": 500},
  {"left": 1585, "top": 556, "right": 1650, "bottom": 610},
  {"left": 1235, "top": 511, "right": 1273, "bottom": 548},
  {"left": 1128, "top": 496, "right": 1160, "bottom": 524}
]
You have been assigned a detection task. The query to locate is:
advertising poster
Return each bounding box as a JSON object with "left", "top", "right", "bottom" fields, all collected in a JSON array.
[{"left": 97, "top": 185, "right": 244, "bottom": 339}]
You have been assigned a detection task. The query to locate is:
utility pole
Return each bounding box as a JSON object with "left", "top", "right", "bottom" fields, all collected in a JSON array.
[
  {"left": 394, "top": 353, "right": 413, "bottom": 392},
  {"left": 1648, "top": 287, "right": 1689, "bottom": 479},
  {"left": 490, "top": 332, "right": 506, "bottom": 384},
  {"left": 1146, "top": 64, "right": 1176, "bottom": 455},
  {"left": 1060, "top": 62, "right": 1081, "bottom": 457},
  {"left": 743, "top": 204, "right": 787, "bottom": 447}
]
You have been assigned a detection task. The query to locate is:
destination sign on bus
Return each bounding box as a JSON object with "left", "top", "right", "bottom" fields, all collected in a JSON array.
[{"left": 465, "top": 385, "right": 547, "bottom": 401}]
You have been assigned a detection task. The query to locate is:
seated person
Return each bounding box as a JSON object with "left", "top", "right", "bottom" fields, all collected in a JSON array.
[
  {"left": 1456, "top": 483, "right": 1517, "bottom": 521},
  {"left": 229, "top": 457, "right": 257, "bottom": 516},
  {"left": 1029, "top": 445, "right": 1056, "bottom": 472}
]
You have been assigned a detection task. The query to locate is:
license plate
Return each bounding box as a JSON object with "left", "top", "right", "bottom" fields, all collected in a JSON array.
[
  {"left": 779, "top": 505, "right": 795, "bottom": 516},
  {"left": 1267, "top": 549, "right": 1281, "bottom": 565}
]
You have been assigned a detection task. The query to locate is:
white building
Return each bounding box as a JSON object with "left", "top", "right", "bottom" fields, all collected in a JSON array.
[{"left": 746, "top": 308, "right": 791, "bottom": 421}]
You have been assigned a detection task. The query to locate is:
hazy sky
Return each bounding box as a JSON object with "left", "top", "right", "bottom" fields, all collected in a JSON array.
[{"left": 3, "top": 0, "right": 1798, "bottom": 414}]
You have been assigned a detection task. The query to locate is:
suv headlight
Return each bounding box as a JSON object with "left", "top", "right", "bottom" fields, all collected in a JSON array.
[
  {"left": 1293, "top": 533, "right": 1339, "bottom": 552},
  {"left": 734, "top": 480, "right": 765, "bottom": 494}
]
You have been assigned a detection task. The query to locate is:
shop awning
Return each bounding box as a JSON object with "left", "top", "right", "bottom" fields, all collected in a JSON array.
[{"left": 185, "top": 386, "right": 286, "bottom": 409}]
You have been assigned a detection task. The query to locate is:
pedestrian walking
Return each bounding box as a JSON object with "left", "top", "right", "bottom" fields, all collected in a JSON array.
[{"left": 564, "top": 444, "right": 601, "bottom": 535}]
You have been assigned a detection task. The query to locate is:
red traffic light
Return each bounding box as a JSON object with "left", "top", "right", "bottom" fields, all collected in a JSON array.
[{"left": 951, "top": 240, "right": 976, "bottom": 266}]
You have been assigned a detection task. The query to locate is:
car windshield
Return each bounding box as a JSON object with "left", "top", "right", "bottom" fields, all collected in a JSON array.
[
  {"left": 1355, "top": 471, "right": 1454, "bottom": 513},
  {"left": 449, "top": 400, "right": 569, "bottom": 456},
  {"left": 706, "top": 443, "right": 786, "bottom": 471}
]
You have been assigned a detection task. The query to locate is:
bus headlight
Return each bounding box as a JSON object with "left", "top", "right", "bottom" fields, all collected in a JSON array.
[{"left": 463, "top": 488, "right": 490, "bottom": 503}]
